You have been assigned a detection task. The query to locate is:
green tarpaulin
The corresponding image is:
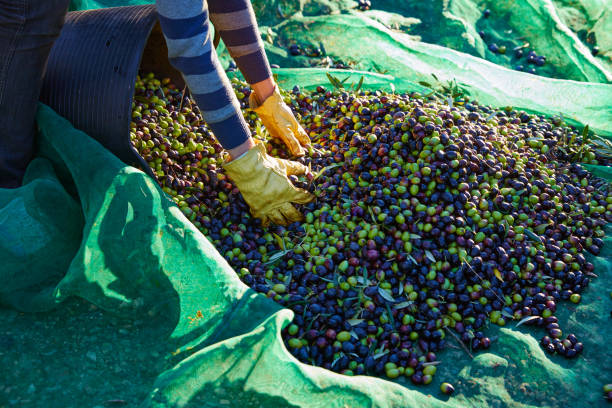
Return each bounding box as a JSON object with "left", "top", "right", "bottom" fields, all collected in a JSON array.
[{"left": 1, "top": 1, "right": 611, "bottom": 407}]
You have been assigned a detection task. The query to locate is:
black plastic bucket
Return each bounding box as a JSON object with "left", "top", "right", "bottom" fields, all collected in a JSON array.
[{"left": 40, "top": 4, "right": 183, "bottom": 177}]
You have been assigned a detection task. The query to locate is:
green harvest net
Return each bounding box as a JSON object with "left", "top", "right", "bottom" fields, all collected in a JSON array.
[{"left": 1, "top": 1, "right": 612, "bottom": 407}]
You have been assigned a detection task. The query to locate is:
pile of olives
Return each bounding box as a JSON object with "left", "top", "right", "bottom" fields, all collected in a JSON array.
[{"left": 130, "top": 72, "right": 610, "bottom": 391}]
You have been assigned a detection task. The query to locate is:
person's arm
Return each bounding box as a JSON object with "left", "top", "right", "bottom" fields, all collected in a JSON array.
[
  {"left": 208, "top": 0, "right": 311, "bottom": 157},
  {"left": 155, "top": 0, "right": 252, "bottom": 160},
  {"left": 207, "top": 0, "right": 273, "bottom": 97},
  {"left": 154, "top": 0, "right": 313, "bottom": 225}
]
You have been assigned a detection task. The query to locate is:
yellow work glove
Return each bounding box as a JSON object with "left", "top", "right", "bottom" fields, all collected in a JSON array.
[
  {"left": 249, "top": 87, "right": 311, "bottom": 157},
  {"left": 223, "top": 142, "right": 314, "bottom": 226}
]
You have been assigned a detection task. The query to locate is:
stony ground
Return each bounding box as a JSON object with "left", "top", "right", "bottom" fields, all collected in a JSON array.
[{"left": 0, "top": 298, "right": 169, "bottom": 408}]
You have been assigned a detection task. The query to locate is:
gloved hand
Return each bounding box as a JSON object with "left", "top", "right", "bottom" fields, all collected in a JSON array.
[
  {"left": 223, "top": 142, "right": 314, "bottom": 226},
  {"left": 249, "top": 87, "right": 311, "bottom": 157}
]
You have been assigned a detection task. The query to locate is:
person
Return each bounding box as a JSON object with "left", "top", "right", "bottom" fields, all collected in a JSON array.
[{"left": 0, "top": 0, "right": 313, "bottom": 226}]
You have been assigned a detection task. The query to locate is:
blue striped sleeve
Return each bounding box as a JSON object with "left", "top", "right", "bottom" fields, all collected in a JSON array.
[
  {"left": 156, "top": 0, "right": 253, "bottom": 150},
  {"left": 191, "top": 87, "right": 237, "bottom": 112},
  {"left": 157, "top": 11, "right": 208, "bottom": 40},
  {"left": 169, "top": 51, "right": 217, "bottom": 76}
]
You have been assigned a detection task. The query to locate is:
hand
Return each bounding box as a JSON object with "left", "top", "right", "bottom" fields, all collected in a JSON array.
[
  {"left": 249, "top": 87, "right": 311, "bottom": 157},
  {"left": 223, "top": 142, "right": 314, "bottom": 226}
]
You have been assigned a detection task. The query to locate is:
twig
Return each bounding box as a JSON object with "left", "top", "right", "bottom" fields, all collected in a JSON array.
[
  {"left": 179, "top": 85, "right": 188, "bottom": 111},
  {"left": 445, "top": 327, "right": 474, "bottom": 359}
]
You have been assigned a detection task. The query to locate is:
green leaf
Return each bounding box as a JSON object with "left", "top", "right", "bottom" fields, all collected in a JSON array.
[
  {"left": 393, "top": 301, "right": 414, "bottom": 310},
  {"left": 326, "top": 72, "right": 343, "bottom": 89},
  {"left": 347, "top": 318, "right": 364, "bottom": 326},
  {"left": 313, "top": 163, "right": 343, "bottom": 182},
  {"left": 264, "top": 250, "right": 290, "bottom": 265},
  {"left": 134, "top": 95, "right": 151, "bottom": 103},
  {"left": 373, "top": 349, "right": 389, "bottom": 360},
  {"left": 425, "top": 250, "right": 436, "bottom": 263},
  {"left": 385, "top": 303, "right": 395, "bottom": 326},
  {"left": 331, "top": 353, "right": 344, "bottom": 368},
  {"left": 378, "top": 287, "right": 397, "bottom": 303},
  {"left": 534, "top": 223, "right": 550, "bottom": 234},
  {"left": 569, "top": 131, "right": 578, "bottom": 147},
  {"left": 354, "top": 76, "right": 364, "bottom": 93},
  {"left": 515, "top": 315, "right": 540, "bottom": 328},
  {"left": 524, "top": 229, "right": 543, "bottom": 244},
  {"left": 581, "top": 124, "right": 590, "bottom": 145},
  {"left": 485, "top": 112, "right": 497, "bottom": 122},
  {"left": 590, "top": 135, "right": 612, "bottom": 148},
  {"left": 273, "top": 233, "right": 286, "bottom": 251}
]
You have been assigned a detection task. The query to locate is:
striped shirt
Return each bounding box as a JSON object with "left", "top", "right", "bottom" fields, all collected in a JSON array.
[{"left": 155, "top": 0, "right": 272, "bottom": 149}]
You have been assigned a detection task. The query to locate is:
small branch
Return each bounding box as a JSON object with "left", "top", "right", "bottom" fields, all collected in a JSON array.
[{"left": 445, "top": 327, "right": 474, "bottom": 359}]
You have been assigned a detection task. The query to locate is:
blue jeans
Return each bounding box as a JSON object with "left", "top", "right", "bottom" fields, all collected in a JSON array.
[{"left": 0, "top": 0, "right": 70, "bottom": 188}]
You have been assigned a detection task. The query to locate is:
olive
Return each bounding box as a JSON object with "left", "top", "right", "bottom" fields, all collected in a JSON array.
[{"left": 440, "top": 382, "right": 455, "bottom": 395}]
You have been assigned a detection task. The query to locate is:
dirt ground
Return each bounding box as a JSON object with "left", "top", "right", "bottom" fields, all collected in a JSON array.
[{"left": 0, "top": 298, "right": 169, "bottom": 408}]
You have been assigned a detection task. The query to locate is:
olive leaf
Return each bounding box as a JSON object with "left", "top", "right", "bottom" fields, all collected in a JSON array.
[
  {"left": 485, "top": 111, "right": 497, "bottom": 122},
  {"left": 385, "top": 303, "right": 395, "bottom": 326},
  {"left": 304, "top": 313, "right": 320, "bottom": 332},
  {"left": 347, "top": 318, "right": 364, "bottom": 326},
  {"left": 312, "top": 163, "right": 343, "bottom": 182},
  {"left": 373, "top": 350, "right": 389, "bottom": 360},
  {"left": 534, "top": 222, "right": 550, "bottom": 234},
  {"left": 393, "top": 301, "right": 414, "bottom": 310},
  {"left": 515, "top": 315, "right": 540, "bottom": 328},
  {"left": 378, "top": 287, "right": 397, "bottom": 303},
  {"left": 326, "top": 72, "right": 343, "bottom": 90},
  {"left": 331, "top": 353, "right": 345, "bottom": 368},
  {"left": 354, "top": 76, "right": 364, "bottom": 93},
  {"left": 581, "top": 124, "right": 590, "bottom": 146},
  {"left": 524, "top": 229, "right": 543, "bottom": 244},
  {"left": 264, "top": 250, "right": 290, "bottom": 265},
  {"left": 273, "top": 233, "right": 286, "bottom": 251},
  {"left": 356, "top": 276, "right": 369, "bottom": 286},
  {"left": 425, "top": 250, "right": 436, "bottom": 263}
]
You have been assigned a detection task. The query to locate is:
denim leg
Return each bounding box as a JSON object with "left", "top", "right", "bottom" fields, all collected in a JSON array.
[{"left": 0, "top": 0, "right": 70, "bottom": 188}]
